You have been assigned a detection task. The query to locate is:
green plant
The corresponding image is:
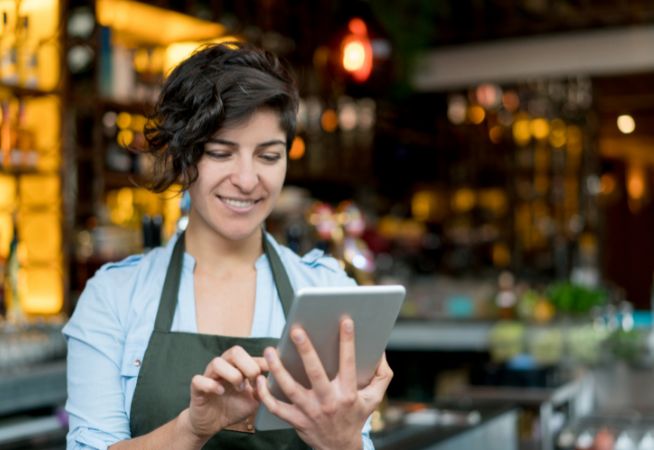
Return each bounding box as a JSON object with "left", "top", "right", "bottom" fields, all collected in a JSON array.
[{"left": 547, "top": 282, "right": 607, "bottom": 315}]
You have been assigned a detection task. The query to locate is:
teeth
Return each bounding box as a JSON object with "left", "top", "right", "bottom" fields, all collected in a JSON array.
[{"left": 222, "top": 197, "right": 255, "bottom": 208}]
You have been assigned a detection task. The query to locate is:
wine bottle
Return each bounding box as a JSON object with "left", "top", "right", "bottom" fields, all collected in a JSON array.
[
  {"left": 15, "top": 101, "right": 37, "bottom": 168},
  {"left": 0, "top": 231, "right": 6, "bottom": 319},
  {"left": 5, "top": 216, "right": 24, "bottom": 324},
  {"left": 0, "top": 100, "right": 12, "bottom": 168}
]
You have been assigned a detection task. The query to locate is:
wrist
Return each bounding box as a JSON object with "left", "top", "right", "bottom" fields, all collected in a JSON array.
[
  {"left": 317, "top": 437, "right": 362, "bottom": 450},
  {"left": 177, "top": 408, "right": 213, "bottom": 448}
]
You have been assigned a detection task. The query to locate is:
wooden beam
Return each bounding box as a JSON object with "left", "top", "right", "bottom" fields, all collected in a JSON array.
[{"left": 412, "top": 25, "right": 654, "bottom": 91}]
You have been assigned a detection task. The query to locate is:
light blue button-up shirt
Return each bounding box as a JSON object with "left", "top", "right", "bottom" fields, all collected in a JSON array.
[{"left": 63, "top": 232, "right": 373, "bottom": 450}]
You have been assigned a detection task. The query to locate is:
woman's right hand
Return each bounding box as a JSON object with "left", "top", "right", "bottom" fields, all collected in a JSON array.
[{"left": 183, "top": 345, "right": 268, "bottom": 439}]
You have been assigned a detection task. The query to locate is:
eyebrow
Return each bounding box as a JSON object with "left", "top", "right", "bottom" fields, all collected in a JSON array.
[{"left": 206, "top": 138, "right": 287, "bottom": 148}]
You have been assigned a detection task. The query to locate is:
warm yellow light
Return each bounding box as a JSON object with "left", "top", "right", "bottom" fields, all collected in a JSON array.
[
  {"left": 162, "top": 186, "right": 183, "bottom": 240},
  {"left": 16, "top": 0, "right": 60, "bottom": 90},
  {"left": 0, "top": 213, "right": 11, "bottom": 260},
  {"left": 133, "top": 48, "right": 150, "bottom": 73},
  {"left": 321, "top": 109, "right": 338, "bottom": 133},
  {"left": 289, "top": 136, "right": 306, "bottom": 160},
  {"left": 468, "top": 105, "right": 485, "bottom": 124},
  {"left": 20, "top": 212, "right": 61, "bottom": 263},
  {"left": 617, "top": 114, "right": 636, "bottom": 134},
  {"left": 342, "top": 41, "right": 366, "bottom": 72},
  {"left": 26, "top": 96, "right": 60, "bottom": 151},
  {"left": 452, "top": 188, "right": 476, "bottom": 213},
  {"left": 22, "top": 266, "right": 63, "bottom": 315},
  {"left": 116, "top": 112, "right": 132, "bottom": 129},
  {"left": 600, "top": 173, "right": 616, "bottom": 195},
  {"left": 0, "top": 175, "right": 16, "bottom": 210},
  {"left": 512, "top": 115, "right": 531, "bottom": 146},
  {"left": 97, "top": 0, "right": 226, "bottom": 46},
  {"left": 530, "top": 118, "right": 550, "bottom": 140},
  {"left": 164, "top": 36, "right": 241, "bottom": 73},
  {"left": 131, "top": 114, "right": 147, "bottom": 132},
  {"left": 117, "top": 129, "right": 134, "bottom": 147},
  {"left": 411, "top": 191, "right": 433, "bottom": 222},
  {"left": 627, "top": 164, "right": 646, "bottom": 200},
  {"left": 549, "top": 119, "right": 566, "bottom": 148},
  {"left": 19, "top": 175, "right": 60, "bottom": 208},
  {"left": 479, "top": 189, "right": 507, "bottom": 215}
]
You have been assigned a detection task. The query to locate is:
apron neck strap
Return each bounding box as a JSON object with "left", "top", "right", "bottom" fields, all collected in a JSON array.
[{"left": 154, "top": 231, "right": 295, "bottom": 332}]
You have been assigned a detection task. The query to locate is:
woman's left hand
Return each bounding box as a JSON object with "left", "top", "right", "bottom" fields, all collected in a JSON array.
[{"left": 256, "top": 318, "right": 393, "bottom": 450}]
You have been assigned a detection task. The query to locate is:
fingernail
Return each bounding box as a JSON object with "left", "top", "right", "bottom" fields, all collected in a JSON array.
[
  {"left": 292, "top": 329, "right": 304, "bottom": 344},
  {"left": 238, "top": 381, "right": 246, "bottom": 391},
  {"left": 344, "top": 319, "right": 354, "bottom": 333},
  {"left": 264, "top": 348, "right": 274, "bottom": 362},
  {"left": 257, "top": 375, "right": 265, "bottom": 388}
]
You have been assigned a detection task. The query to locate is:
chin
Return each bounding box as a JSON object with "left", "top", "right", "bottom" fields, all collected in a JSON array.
[{"left": 217, "top": 226, "right": 261, "bottom": 243}]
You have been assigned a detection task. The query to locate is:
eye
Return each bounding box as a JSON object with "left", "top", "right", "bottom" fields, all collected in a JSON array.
[
  {"left": 204, "top": 149, "right": 232, "bottom": 160},
  {"left": 259, "top": 152, "right": 283, "bottom": 163}
]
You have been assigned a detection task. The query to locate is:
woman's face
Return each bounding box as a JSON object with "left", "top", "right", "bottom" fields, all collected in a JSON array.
[{"left": 187, "top": 108, "right": 287, "bottom": 244}]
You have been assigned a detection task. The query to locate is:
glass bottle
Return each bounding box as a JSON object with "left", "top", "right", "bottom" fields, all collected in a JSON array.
[
  {"left": 0, "top": 100, "right": 14, "bottom": 168},
  {"left": 5, "top": 216, "right": 24, "bottom": 324},
  {"left": 0, "top": 231, "right": 6, "bottom": 319},
  {"left": 15, "top": 101, "right": 36, "bottom": 169}
]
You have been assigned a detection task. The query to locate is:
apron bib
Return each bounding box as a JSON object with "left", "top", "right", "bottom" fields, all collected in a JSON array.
[{"left": 129, "top": 232, "right": 309, "bottom": 449}]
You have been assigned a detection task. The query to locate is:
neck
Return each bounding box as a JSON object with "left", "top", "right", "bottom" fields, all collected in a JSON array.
[{"left": 184, "top": 222, "right": 264, "bottom": 273}]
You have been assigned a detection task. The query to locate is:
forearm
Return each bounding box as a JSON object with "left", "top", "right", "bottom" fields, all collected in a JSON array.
[{"left": 109, "top": 409, "right": 210, "bottom": 450}]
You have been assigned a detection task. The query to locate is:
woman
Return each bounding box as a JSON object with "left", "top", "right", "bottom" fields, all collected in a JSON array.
[{"left": 64, "top": 42, "right": 392, "bottom": 450}]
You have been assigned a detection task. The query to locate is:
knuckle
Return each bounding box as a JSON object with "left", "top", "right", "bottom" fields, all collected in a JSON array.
[
  {"left": 266, "top": 402, "right": 279, "bottom": 415},
  {"left": 211, "top": 357, "right": 224, "bottom": 370},
  {"left": 306, "top": 367, "right": 322, "bottom": 379},
  {"left": 343, "top": 391, "right": 358, "bottom": 405},
  {"left": 321, "top": 401, "right": 337, "bottom": 416},
  {"left": 285, "top": 386, "right": 301, "bottom": 402}
]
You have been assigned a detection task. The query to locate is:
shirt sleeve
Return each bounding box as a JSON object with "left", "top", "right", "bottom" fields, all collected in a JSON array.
[
  {"left": 63, "top": 277, "right": 131, "bottom": 450},
  {"left": 362, "top": 415, "right": 375, "bottom": 450}
]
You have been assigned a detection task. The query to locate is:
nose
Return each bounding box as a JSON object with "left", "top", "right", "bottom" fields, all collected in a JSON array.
[{"left": 231, "top": 156, "right": 259, "bottom": 192}]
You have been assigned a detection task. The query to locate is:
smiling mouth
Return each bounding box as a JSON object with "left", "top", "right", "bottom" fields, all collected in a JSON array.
[{"left": 218, "top": 196, "right": 260, "bottom": 209}]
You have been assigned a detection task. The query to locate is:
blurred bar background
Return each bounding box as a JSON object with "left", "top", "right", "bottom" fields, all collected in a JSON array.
[{"left": 0, "top": 1, "right": 654, "bottom": 449}]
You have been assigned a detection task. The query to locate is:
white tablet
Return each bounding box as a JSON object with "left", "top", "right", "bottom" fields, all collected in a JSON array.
[{"left": 254, "top": 284, "right": 405, "bottom": 431}]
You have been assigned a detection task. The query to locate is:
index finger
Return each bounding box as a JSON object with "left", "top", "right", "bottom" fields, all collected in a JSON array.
[{"left": 338, "top": 316, "right": 357, "bottom": 390}]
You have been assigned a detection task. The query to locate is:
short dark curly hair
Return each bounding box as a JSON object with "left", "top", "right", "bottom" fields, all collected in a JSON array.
[{"left": 144, "top": 42, "right": 300, "bottom": 192}]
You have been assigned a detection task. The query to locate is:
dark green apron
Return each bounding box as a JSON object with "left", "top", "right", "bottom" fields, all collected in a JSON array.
[{"left": 129, "top": 232, "right": 309, "bottom": 449}]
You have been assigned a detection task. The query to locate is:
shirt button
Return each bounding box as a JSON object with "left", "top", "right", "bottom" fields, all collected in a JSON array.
[{"left": 133, "top": 359, "right": 141, "bottom": 367}]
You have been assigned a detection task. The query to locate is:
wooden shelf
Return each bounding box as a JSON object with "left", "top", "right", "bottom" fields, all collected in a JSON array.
[
  {"left": 0, "top": 82, "right": 61, "bottom": 98},
  {"left": 99, "top": 98, "right": 155, "bottom": 115},
  {"left": 0, "top": 167, "right": 40, "bottom": 176},
  {"left": 103, "top": 170, "right": 148, "bottom": 190}
]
